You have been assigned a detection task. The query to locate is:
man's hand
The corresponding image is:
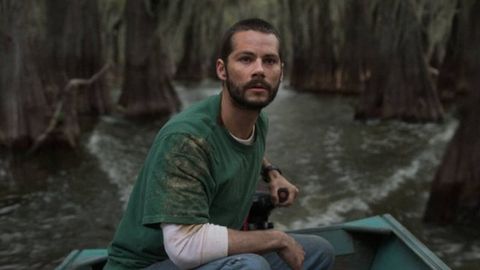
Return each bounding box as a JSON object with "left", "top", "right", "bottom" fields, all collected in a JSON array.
[
  {"left": 267, "top": 171, "right": 299, "bottom": 206},
  {"left": 278, "top": 232, "right": 305, "bottom": 270},
  {"left": 228, "top": 229, "right": 305, "bottom": 270}
]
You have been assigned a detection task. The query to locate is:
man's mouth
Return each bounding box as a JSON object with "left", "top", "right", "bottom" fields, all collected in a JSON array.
[
  {"left": 250, "top": 85, "right": 267, "bottom": 90},
  {"left": 244, "top": 80, "right": 271, "bottom": 92}
]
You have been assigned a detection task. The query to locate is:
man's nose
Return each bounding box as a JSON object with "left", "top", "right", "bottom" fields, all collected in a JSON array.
[{"left": 251, "top": 58, "right": 265, "bottom": 77}]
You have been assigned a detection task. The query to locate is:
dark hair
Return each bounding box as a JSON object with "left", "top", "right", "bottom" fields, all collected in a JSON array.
[{"left": 219, "top": 18, "right": 282, "bottom": 62}]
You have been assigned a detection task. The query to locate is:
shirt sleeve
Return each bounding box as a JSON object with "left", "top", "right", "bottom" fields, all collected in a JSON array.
[
  {"left": 142, "top": 133, "right": 215, "bottom": 226},
  {"left": 161, "top": 223, "right": 228, "bottom": 269}
]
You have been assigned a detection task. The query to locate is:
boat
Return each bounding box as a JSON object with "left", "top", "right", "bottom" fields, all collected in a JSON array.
[{"left": 55, "top": 214, "right": 451, "bottom": 270}]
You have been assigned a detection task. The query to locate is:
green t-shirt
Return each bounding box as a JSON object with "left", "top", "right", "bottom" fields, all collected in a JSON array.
[{"left": 105, "top": 94, "right": 268, "bottom": 269}]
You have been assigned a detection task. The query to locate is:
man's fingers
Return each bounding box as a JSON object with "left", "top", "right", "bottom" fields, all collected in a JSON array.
[
  {"left": 278, "top": 188, "right": 289, "bottom": 203},
  {"left": 271, "top": 192, "right": 279, "bottom": 205}
]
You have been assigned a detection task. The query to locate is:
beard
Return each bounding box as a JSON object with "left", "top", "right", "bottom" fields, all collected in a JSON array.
[{"left": 225, "top": 72, "right": 280, "bottom": 111}]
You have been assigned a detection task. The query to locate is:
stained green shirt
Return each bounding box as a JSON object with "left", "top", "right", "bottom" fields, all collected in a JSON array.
[{"left": 105, "top": 94, "right": 268, "bottom": 269}]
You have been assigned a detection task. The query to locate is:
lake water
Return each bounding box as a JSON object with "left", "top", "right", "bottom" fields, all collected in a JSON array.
[{"left": 0, "top": 81, "right": 478, "bottom": 269}]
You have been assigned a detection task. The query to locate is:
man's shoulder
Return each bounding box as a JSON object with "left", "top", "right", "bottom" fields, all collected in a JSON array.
[
  {"left": 155, "top": 96, "right": 219, "bottom": 150},
  {"left": 161, "top": 95, "right": 220, "bottom": 138}
]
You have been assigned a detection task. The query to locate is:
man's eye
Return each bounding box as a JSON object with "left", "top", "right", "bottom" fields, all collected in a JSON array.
[
  {"left": 264, "top": 58, "right": 278, "bottom": 65},
  {"left": 239, "top": 57, "right": 252, "bottom": 63}
]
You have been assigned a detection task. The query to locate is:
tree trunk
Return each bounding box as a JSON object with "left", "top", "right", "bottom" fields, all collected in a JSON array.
[
  {"left": 0, "top": 1, "right": 51, "bottom": 148},
  {"left": 424, "top": 0, "right": 480, "bottom": 224},
  {"left": 119, "top": 0, "right": 180, "bottom": 117},
  {"left": 44, "top": 0, "right": 81, "bottom": 146},
  {"left": 337, "top": 0, "right": 373, "bottom": 94},
  {"left": 174, "top": 0, "right": 224, "bottom": 82},
  {"left": 436, "top": 0, "right": 473, "bottom": 100},
  {"left": 354, "top": 0, "right": 444, "bottom": 122},
  {"left": 61, "top": 0, "right": 111, "bottom": 115},
  {"left": 415, "top": 0, "right": 457, "bottom": 70},
  {"left": 289, "top": 0, "right": 337, "bottom": 92},
  {"left": 278, "top": 0, "right": 293, "bottom": 76},
  {"left": 424, "top": 94, "right": 480, "bottom": 224},
  {"left": 41, "top": 0, "right": 110, "bottom": 148}
]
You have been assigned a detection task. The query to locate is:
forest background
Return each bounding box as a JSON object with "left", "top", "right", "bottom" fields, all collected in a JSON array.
[{"left": 1, "top": 0, "right": 480, "bottom": 269}]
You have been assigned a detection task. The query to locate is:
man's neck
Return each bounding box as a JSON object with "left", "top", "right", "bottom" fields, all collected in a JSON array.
[{"left": 220, "top": 90, "right": 259, "bottom": 139}]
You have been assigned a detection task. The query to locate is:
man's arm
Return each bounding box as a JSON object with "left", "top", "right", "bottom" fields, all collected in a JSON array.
[
  {"left": 228, "top": 228, "right": 305, "bottom": 270},
  {"left": 162, "top": 157, "right": 303, "bottom": 269},
  {"left": 162, "top": 223, "right": 305, "bottom": 270},
  {"left": 162, "top": 223, "right": 228, "bottom": 269},
  {"left": 262, "top": 158, "right": 299, "bottom": 206}
]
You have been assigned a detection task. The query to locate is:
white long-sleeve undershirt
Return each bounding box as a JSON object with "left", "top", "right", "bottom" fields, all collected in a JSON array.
[{"left": 161, "top": 223, "right": 228, "bottom": 269}]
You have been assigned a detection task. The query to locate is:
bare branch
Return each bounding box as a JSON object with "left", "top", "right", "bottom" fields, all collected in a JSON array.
[{"left": 28, "top": 62, "right": 111, "bottom": 154}]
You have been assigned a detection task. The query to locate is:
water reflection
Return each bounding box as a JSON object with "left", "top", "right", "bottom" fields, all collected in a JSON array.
[{"left": 0, "top": 149, "right": 122, "bottom": 269}]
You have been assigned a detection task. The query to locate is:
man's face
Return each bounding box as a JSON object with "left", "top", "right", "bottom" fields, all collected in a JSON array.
[{"left": 217, "top": 30, "right": 283, "bottom": 110}]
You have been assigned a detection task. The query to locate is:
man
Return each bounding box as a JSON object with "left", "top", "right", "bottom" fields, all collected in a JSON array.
[{"left": 105, "top": 18, "right": 334, "bottom": 270}]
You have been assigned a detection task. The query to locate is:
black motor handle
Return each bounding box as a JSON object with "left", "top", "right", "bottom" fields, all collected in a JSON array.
[{"left": 245, "top": 188, "right": 290, "bottom": 230}]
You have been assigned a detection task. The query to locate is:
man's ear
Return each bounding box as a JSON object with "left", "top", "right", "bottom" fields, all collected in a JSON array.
[{"left": 216, "top": 59, "right": 227, "bottom": 80}]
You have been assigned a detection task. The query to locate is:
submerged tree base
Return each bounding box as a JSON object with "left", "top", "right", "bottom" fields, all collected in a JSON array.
[{"left": 424, "top": 94, "right": 480, "bottom": 224}]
